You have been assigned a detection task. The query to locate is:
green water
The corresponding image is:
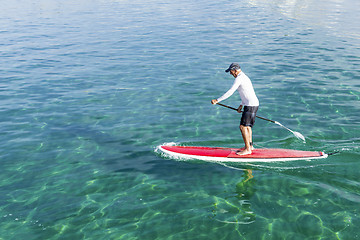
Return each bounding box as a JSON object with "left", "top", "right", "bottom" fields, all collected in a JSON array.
[{"left": 1, "top": 0, "right": 359, "bottom": 239}]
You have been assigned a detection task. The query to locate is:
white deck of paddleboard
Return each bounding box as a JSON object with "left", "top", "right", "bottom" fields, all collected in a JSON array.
[{"left": 158, "top": 146, "right": 328, "bottom": 162}]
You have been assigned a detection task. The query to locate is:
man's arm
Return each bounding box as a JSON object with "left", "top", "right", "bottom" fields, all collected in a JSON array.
[{"left": 216, "top": 77, "right": 241, "bottom": 102}]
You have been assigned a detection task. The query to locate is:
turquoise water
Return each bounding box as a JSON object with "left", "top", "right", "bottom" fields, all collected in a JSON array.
[{"left": 1, "top": 0, "right": 360, "bottom": 239}]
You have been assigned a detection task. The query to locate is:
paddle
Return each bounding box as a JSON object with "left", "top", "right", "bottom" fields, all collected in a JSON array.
[{"left": 215, "top": 102, "right": 306, "bottom": 142}]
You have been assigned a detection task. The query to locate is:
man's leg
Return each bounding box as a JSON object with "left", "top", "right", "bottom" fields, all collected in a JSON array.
[
  {"left": 247, "top": 126, "right": 254, "bottom": 150},
  {"left": 237, "top": 106, "right": 257, "bottom": 155},
  {"left": 237, "top": 125, "right": 252, "bottom": 155}
]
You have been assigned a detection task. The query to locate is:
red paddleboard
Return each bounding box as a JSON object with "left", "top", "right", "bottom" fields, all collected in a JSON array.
[{"left": 158, "top": 145, "right": 327, "bottom": 162}]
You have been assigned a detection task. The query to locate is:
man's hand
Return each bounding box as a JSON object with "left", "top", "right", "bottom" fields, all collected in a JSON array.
[
  {"left": 237, "top": 105, "right": 243, "bottom": 113},
  {"left": 211, "top": 99, "right": 218, "bottom": 105}
]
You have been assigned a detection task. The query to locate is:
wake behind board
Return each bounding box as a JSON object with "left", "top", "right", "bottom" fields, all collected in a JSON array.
[{"left": 159, "top": 145, "right": 328, "bottom": 162}]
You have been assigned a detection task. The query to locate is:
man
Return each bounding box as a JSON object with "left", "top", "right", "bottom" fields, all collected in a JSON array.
[{"left": 211, "top": 63, "right": 259, "bottom": 155}]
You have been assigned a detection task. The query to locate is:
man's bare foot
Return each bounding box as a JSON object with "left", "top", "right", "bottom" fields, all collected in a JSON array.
[
  {"left": 236, "top": 149, "right": 252, "bottom": 155},
  {"left": 238, "top": 146, "right": 255, "bottom": 151}
]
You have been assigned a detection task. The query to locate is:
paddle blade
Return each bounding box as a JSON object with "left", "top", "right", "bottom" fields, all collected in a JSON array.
[
  {"left": 274, "top": 121, "right": 306, "bottom": 143},
  {"left": 293, "top": 131, "right": 306, "bottom": 142}
]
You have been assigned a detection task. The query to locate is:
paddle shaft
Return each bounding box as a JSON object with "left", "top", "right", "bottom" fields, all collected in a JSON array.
[
  {"left": 216, "top": 103, "right": 276, "bottom": 124},
  {"left": 215, "top": 102, "right": 306, "bottom": 142}
]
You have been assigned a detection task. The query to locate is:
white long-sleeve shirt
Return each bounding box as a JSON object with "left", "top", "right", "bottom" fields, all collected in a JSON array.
[{"left": 217, "top": 72, "right": 259, "bottom": 106}]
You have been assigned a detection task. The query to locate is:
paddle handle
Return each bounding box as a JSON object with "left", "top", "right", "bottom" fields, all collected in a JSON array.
[{"left": 216, "top": 102, "right": 276, "bottom": 124}]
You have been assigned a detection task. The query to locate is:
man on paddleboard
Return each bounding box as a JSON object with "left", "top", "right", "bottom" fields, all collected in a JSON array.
[{"left": 211, "top": 63, "right": 259, "bottom": 155}]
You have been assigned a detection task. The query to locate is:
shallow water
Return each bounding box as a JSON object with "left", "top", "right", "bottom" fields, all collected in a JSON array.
[{"left": 1, "top": 0, "right": 359, "bottom": 239}]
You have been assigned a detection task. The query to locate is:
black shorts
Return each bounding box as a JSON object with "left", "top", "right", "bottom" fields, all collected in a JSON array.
[{"left": 240, "top": 106, "right": 259, "bottom": 128}]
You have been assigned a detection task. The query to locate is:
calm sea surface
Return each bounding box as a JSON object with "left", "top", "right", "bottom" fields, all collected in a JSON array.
[{"left": 1, "top": 0, "right": 359, "bottom": 239}]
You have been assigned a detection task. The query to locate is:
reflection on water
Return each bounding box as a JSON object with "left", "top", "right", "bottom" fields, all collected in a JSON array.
[
  {"left": 248, "top": 0, "right": 360, "bottom": 40},
  {"left": 212, "top": 169, "right": 256, "bottom": 224}
]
